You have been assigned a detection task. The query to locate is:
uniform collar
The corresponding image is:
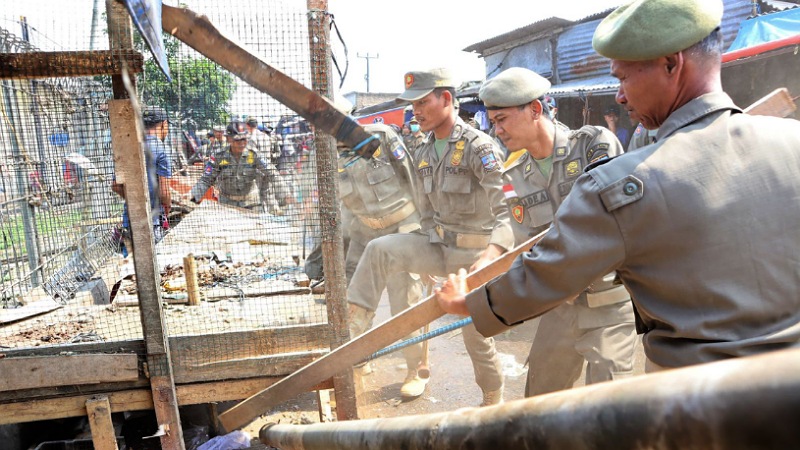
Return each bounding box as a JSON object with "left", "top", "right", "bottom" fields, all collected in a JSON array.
[
  {"left": 656, "top": 91, "right": 741, "bottom": 142},
  {"left": 447, "top": 117, "right": 469, "bottom": 142}
]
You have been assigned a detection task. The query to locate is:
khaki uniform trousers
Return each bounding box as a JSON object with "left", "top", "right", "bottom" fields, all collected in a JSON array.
[
  {"left": 526, "top": 300, "right": 637, "bottom": 397},
  {"left": 348, "top": 232, "right": 503, "bottom": 392},
  {"left": 345, "top": 236, "right": 424, "bottom": 368}
]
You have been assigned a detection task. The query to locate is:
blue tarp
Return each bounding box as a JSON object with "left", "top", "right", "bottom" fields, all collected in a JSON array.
[{"left": 727, "top": 7, "right": 800, "bottom": 52}]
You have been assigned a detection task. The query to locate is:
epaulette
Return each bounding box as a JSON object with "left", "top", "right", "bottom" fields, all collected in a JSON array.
[
  {"left": 584, "top": 155, "right": 615, "bottom": 173},
  {"left": 569, "top": 125, "right": 603, "bottom": 141}
]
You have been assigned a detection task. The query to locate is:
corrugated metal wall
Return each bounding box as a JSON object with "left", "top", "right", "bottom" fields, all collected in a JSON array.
[{"left": 555, "top": 0, "right": 754, "bottom": 83}]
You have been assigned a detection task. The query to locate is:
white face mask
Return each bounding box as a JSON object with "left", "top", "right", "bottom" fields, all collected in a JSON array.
[{"left": 410, "top": 124, "right": 420, "bottom": 133}]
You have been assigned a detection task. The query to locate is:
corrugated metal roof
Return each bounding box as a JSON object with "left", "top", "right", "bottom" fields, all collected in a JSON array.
[
  {"left": 463, "top": 17, "right": 573, "bottom": 56},
  {"left": 547, "top": 75, "right": 619, "bottom": 97},
  {"left": 556, "top": 19, "right": 608, "bottom": 83}
]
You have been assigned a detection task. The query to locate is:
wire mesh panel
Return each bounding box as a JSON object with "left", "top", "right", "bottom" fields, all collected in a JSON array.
[{"left": 1, "top": 0, "right": 335, "bottom": 388}]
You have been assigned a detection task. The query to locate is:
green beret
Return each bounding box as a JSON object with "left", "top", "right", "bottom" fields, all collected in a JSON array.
[
  {"left": 593, "top": 0, "right": 723, "bottom": 61},
  {"left": 396, "top": 68, "right": 454, "bottom": 103},
  {"left": 479, "top": 67, "right": 551, "bottom": 110}
]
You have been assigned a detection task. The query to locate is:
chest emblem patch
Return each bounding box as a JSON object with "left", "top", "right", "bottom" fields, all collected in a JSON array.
[
  {"left": 246, "top": 153, "right": 254, "bottom": 165},
  {"left": 372, "top": 146, "right": 382, "bottom": 158},
  {"left": 451, "top": 146, "right": 464, "bottom": 166},
  {"left": 555, "top": 146, "right": 567, "bottom": 157},
  {"left": 512, "top": 205, "right": 524, "bottom": 224},
  {"left": 565, "top": 160, "right": 581, "bottom": 177},
  {"left": 219, "top": 159, "right": 229, "bottom": 167},
  {"left": 418, "top": 159, "right": 429, "bottom": 169}
]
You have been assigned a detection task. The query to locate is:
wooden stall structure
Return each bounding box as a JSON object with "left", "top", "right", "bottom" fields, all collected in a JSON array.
[{"left": 0, "top": 1, "right": 353, "bottom": 449}]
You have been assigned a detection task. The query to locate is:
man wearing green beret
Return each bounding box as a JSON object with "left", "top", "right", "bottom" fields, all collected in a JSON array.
[
  {"left": 479, "top": 67, "right": 636, "bottom": 396},
  {"left": 347, "top": 67, "right": 513, "bottom": 405},
  {"left": 436, "top": 0, "right": 800, "bottom": 372}
]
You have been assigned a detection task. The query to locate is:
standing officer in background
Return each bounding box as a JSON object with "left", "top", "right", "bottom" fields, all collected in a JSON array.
[
  {"left": 190, "top": 121, "right": 289, "bottom": 212},
  {"left": 436, "top": 0, "right": 800, "bottom": 372},
  {"left": 403, "top": 116, "right": 427, "bottom": 155},
  {"left": 348, "top": 68, "right": 513, "bottom": 406},
  {"left": 340, "top": 123, "right": 428, "bottom": 398},
  {"left": 112, "top": 106, "right": 172, "bottom": 247},
  {"left": 201, "top": 125, "right": 225, "bottom": 160},
  {"left": 628, "top": 122, "right": 658, "bottom": 151},
  {"left": 479, "top": 67, "right": 636, "bottom": 396},
  {"left": 246, "top": 116, "right": 285, "bottom": 213}
]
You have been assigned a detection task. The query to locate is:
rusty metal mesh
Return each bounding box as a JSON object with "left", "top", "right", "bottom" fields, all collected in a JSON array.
[{"left": 0, "top": 1, "right": 336, "bottom": 387}]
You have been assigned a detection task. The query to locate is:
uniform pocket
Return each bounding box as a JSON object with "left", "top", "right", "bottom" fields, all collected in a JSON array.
[
  {"left": 366, "top": 164, "right": 398, "bottom": 202},
  {"left": 442, "top": 176, "right": 475, "bottom": 214}
]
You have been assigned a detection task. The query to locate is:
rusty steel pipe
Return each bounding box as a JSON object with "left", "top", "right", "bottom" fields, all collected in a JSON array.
[{"left": 261, "top": 348, "right": 800, "bottom": 450}]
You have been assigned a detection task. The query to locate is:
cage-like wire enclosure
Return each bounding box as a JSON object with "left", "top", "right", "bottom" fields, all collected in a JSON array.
[{"left": 0, "top": 0, "right": 355, "bottom": 437}]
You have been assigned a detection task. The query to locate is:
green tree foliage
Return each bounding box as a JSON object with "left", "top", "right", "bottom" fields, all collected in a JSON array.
[{"left": 136, "top": 33, "right": 236, "bottom": 129}]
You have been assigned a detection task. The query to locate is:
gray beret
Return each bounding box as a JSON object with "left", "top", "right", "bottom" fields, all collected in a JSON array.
[
  {"left": 479, "top": 67, "right": 551, "bottom": 110},
  {"left": 396, "top": 68, "right": 454, "bottom": 103},
  {"left": 593, "top": 0, "right": 723, "bottom": 61}
]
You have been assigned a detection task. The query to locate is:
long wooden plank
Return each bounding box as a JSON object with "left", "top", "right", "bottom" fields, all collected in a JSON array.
[
  {"left": 0, "top": 50, "right": 143, "bottom": 79},
  {"left": 0, "top": 354, "right": 139, "bottom": 392},
  {"left": 218, "top": 231, "right": 548, "bottom": 431},
  {"left": 172, "top": 351, "right": 326, "bottom": 384},
  {"left": 0, "top": 377, "right": 334, "bottom": 425},
  {"left": 0, "top": 298, "right": 61, "bottom": 325}
]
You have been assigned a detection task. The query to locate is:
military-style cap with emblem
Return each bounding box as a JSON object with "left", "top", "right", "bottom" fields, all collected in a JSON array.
[
  {"left": 396, "top": 68, "right": 454, "bottom": 103},
  {"left": 226, "top": 121, "right": 249, "bottom": 141},
  {"left": 142, "top": 106, "right": 168, "bottom": 125},
  {"left": 409, "top": 116, "right": 419, "bottom": 124},
  {"left": 212, "top": 125, "right": 225, "bottom": 132},
  {"left": 592, "top": 0, "right": 724, "bottom": 61},
  {"left": 479, "top": 67, "right": 551, "bottom": 110},
  {"left": 246, "top": 116, "right": 259, "bottom": 126}
]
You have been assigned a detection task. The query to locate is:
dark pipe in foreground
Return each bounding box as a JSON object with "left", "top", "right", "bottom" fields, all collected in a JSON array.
[{"left": 261, "top": 347, "right": 800, "bottom": 449}]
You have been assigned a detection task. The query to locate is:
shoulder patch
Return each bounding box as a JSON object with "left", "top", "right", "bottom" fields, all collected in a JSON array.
[
  {"left": 599, "top": 175, "right": 643, "bottom": 212},
  {"left": 586, "top": 143, "right": 610, "bottom": 164},
  {"left": 476, "top": 143, "right": 500, "bottom": 172}
]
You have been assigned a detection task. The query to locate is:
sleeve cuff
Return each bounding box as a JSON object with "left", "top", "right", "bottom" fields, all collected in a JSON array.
[{"left": 466, "top": 284, "right": 513, "bottom": 337}]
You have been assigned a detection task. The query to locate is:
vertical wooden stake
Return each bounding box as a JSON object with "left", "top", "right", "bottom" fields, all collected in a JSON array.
[
  {"left": 184, "top": 254, "right": 200, "bottom": 306},
  {"left": 86, "top": 396, "right": 119, "bottom": 450}
]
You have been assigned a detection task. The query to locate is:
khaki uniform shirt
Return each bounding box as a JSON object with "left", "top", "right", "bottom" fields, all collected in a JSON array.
[
  {"left": 339, "top": 123, "right": 421, "bottom": 242},
  {"left": 467, "top": 92, "right": 800, "bottom": 367},
  {"left": 413, "top": 118, "right": 513, "bottom": 251},
  {"left": 190, "top": 147, "right": 286, "bottom": 206},
  {"left": 503, "top": 122, "right": 623, "bottom": 243}
]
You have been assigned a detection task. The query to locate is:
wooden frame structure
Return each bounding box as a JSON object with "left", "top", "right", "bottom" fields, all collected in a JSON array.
[{"left": 0, "top": 1, "right": 353, "bottom": 448}]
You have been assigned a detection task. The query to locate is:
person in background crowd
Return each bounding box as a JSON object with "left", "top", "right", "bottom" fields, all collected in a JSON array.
[
  {"left": 246, "top": 116, "right": 284, "bottom": 212},
  {"left": 543, "top": 96, "right": 558, "bottom": 120},
  {"left": 603, "top": 105, "right": 630, "bottom": 148},
  {"left": 112, "top": 106, "right": 172, "bottom": 250},
  {"left": 403, "top": 116, "right": 426, "bottom": 155},
  {"left": 436, "top": 0, "right": 800, "bottom": 375}
]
